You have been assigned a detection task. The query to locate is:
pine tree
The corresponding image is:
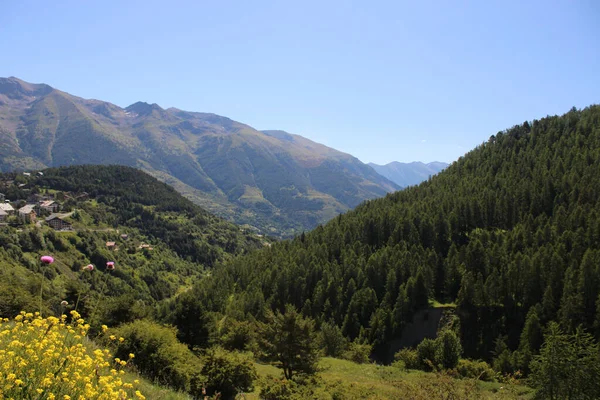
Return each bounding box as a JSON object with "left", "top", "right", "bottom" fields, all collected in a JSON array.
[{"left": 260, "top": 304, "right": 320, "bottom": 380}]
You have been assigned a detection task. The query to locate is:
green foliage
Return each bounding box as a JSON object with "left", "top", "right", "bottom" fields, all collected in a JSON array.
[
  {"left": 394, "top": 348, "right": 420, "bottom": 369},
  {"left": 200, "top": 346, "right": 257, "bottom": 399},
  {"left": 318, "top": 320, "right": 348, "bottom": 357},
  {"left": 416, "top": 338, "right": 438, "bottom": 371},
  {"left": 341, "top": 341, "right": 372, "bottom": 364},
  {"left": 455, "top": 359, "right": 496, "bottom": 382},
  {"left": 173, "top": 105, "right": 600, "bottom": 374},
  {"left": 259, "top": 375, "right": 301, "bottom": 400},
  {"left": 34, "top": 165, "right": 262, "bottom": 265},
  {"left": 435, "top": 330, "right": 463, "bottom": 369},
  {"left": 210, "top": 317, "right": 257, "bottom": 352},
  {"left": 260, "top": 304, "right": 320, "bottom": 379},
  {"left": 529, "top": 322, "right": 600, "bottom": 399},
  {"left": 112, "top": 320, "right": 203, "bottom": 395},
  {"left": 394, "top": 331, "right": 462, "bottom": 373}
]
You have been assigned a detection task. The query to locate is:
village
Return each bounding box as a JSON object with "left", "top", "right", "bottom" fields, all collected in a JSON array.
[{"left": 0, "top": 172, "right": 155, "bottom": 253}]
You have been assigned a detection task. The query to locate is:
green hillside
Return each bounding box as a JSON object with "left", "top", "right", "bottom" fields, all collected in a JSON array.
[
  {"left": 0, "top": 165, "right": 264, "bottom": 322},
  {"left": 0, "top": 77, "right": 399, "bottom": 237},
  {"left": 166, "top": 106, "right": 600, "bottom": 397}
]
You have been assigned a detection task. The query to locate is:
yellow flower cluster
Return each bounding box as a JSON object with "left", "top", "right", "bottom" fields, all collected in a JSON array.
[{"left": 0, "top": 311, "right": 145, "bottom": 399}]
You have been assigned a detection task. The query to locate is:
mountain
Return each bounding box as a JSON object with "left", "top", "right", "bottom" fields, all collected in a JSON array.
[
  {"left": 169, "top": 105, "right": 600, "bottom": 373},
  {"left": 0, "top": 77, "right": 399, "bottom": 237},
  {"left": 368, "top": 161, "right": 449, "bottom": 187}
]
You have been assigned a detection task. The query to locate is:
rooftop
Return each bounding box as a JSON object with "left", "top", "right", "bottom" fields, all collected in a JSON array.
[{"left": 18, "top": 204, "right": 36, "bottom": 214}]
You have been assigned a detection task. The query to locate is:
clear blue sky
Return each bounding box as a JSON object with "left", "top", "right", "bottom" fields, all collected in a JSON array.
[{"left": 1, "top": 1, "right": 598, "bottom": 164}]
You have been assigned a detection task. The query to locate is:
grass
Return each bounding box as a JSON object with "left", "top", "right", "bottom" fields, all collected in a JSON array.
[
  {"left": 246, "top": 357, "right": 534, "bottom": 400},
  {"left": 430, "top": 300, "right": 457, "bottom": 308}
]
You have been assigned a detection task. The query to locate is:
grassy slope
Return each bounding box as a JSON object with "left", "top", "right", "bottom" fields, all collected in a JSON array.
[{"left": 249, "top": 358, "right": 533, "bottom": 400}]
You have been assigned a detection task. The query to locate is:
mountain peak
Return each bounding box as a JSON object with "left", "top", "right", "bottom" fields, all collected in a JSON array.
[
  {"left": 0, "top": 76, "right": 53, "bottom": 100},
  {"left": 125, "top": 101, "right": 164, "bottom": 116},
  {"left": 368, "top": 161, "right": 448, "bottom": 187}
]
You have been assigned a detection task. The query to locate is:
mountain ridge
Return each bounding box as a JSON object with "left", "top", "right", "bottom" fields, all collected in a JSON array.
[
  {"left": 368, "top": 161, "right": 449, "bottom": 187},
  {"left": 0, "top": 77, "right": 399, "bottom": 237}
]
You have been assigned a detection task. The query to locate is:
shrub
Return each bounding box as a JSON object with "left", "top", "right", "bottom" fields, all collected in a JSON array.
[
  {"left": 416, "top": 338, "right": 438, "bottom": 371},
  {"left": 112, "top": 319, "right": 203, "bottom": 394},
  {"left": 342, "top": 341, "right": 372, "bottom": 364},
  {"left": 0, "top": 311, "right": 144, "bottom": 399},
  {"left": 201, "top": 346, "right": 257, "bottom": 399},
  {"left": 455, "top": 359, "right": 496, "bottom": 382},
  {"left": 259, "top": 375, "right": 301, "bottom": 400},
  {"left": 394, "top": 348, "right": 420, "bottom": 369}
]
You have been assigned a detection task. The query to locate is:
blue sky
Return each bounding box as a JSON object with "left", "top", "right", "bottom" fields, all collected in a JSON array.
[{"left": 1, "top": 1, "right": 598, "bottom": 164}]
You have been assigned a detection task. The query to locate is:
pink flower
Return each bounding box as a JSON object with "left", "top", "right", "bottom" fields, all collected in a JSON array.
[
  {"left": 40, "top": 255, "right": 54, "bottom": 264},
  {"left": 82, "top": 264, "right": 94, "bottom": 271},
  {"left": 106, "top": 261, "right": 115, "bottom": 271}
]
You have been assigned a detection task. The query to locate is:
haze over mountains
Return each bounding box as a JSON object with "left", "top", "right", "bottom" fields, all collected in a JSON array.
[
  {"left": 368, "top": 161, "right": 449, "bottom": 188},
  {"left": 0, "top": 77, "right": 402, "bottom": 236}
]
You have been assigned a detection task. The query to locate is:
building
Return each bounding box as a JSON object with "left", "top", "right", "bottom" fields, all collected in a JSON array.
[
  {"left": 0, "top": 209, "right": 6, "bottom": 222},
  {"left": 40, "top": 200, "right": 60, "bottom": 213},
  {"left": 45, "top": 213, "right": 73, "bottom": 230},
  {"left": 0, "top": 203, "right": 14, "bottom": 215},
  {"left": 18, "top": 204, "right": 37, "bottom": 223}
]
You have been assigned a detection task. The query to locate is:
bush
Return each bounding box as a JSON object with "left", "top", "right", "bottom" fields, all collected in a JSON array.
[
  {"left": 259, "top": 375, "right": 326, "bottom": 400},
  {"left": 455, "top": 359, "right": 496, "bottom": 382},
  {"left": 259, "top": 375, "right": 301, "bottom": 400},
  {"left": 0, "top": 311, "right": 144, "bottom": 399},
  {"left": 112, "top": 320, "right": 203, "bottom": 394},
  {"left": 394, "top": 348, "right": 420, "bottom": 369},
  {"left": 416, "top": 338, "right": 438, "bottom": 371},
  {"left": 201, "top": 346, "right": 257, "bottom": 399},
  {"left": 342, "top": 341, "right": 372, "bottom": 364}
]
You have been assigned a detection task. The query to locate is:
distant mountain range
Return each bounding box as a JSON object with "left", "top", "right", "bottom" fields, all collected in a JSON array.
[
  {"left": 0, "top": 77, "right": 400, "bottom": 236},
  {"left": 368, "top": 161, "right": 449, "bottom": 188}
]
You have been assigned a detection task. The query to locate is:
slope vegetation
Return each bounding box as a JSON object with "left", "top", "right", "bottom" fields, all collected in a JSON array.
[
  {"left": 0, "top": 165, "right": 263, "bottom": 321},
  {"left": 173, "top": 105, "right": 600, "bottom": 373}
]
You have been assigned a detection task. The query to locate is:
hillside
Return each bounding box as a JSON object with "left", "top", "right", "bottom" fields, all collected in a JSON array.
[
  {"left": 368, "top": 161, "right": 449, "bottom": 187},
  {"left": 0, "top": 77, "right": 399, "bottom": 237},
  {"left": 0, "top": 165, "right": 263, "bottom": 321},
  {"left": 168, "top": 105, "right": 600, "bottom": 384}
]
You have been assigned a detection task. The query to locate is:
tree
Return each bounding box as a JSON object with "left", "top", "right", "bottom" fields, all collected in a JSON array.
[
  {"left": 514, "top": 307, "right": 543, "bottom": 373},
  {"left": 435, "top": 329, "right": 462, "bottom": 369},
  {"left": 261, "top": 304, "right": 320, "bottom": 380},
  {"left": 319, "top": 320, "right": 347, "bottom": 357},
  {"left": 529, "top": 322, "right": 600, "bottom": 400}
]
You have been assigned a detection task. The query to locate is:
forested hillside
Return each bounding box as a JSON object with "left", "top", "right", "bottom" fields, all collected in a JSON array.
[
  {"left": 169, "top": 106, "right": 600, "bottom": 377},
  {"left": 0, "top": 165, "right": 263, "bottom": 320}
]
